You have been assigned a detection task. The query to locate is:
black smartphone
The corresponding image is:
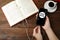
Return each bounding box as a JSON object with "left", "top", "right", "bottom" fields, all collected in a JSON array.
[{"left": 36, "top": 8, "right": 48, "bottom": 26}]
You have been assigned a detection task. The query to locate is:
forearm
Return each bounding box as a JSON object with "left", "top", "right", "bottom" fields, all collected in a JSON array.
[
  {"left": 45, "top": 27, "right": 59, "bottom": 40},
  {"left": 36, "top": 35, "right": 43, "bottom": 40}
]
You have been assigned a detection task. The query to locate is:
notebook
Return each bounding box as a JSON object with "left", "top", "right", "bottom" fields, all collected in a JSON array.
[{"left": 1, "top": 0, "right": 39, "bottom": 26}]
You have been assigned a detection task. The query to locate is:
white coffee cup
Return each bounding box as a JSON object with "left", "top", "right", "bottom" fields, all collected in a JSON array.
[{"left": 44, "top": 1, "right": 57, "bottom": 13}]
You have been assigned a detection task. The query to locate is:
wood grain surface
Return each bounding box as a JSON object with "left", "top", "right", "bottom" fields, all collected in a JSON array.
[{"left": 0, "top": 0, "right": 60, "bottom": 40}]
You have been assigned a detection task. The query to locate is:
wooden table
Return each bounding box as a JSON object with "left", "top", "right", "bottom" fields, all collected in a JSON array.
[{"left": 0, "top": 0, "right": 60, "bottom": 40}]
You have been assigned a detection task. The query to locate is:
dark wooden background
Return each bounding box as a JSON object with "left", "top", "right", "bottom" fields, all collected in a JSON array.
[{"left": 0, "top": 0, "right": 60, "bottom": 40}]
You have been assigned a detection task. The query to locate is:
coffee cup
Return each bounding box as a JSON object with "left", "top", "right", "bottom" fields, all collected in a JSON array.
[{"left": 44, "top": 1, "right": 57, "bottom": 13}]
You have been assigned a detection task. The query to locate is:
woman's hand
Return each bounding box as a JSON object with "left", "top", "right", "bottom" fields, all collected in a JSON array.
[
  {"left": 34, "top": 14, "right": 59, "bottom": 40},
  {"left": 42, "top": 16, "right": 51, "bottom": 30},
  {"left": 33, "top": 26, "right": 43, "bottom": 40},
  {"left": 42, "top": 16, "right": 59, "bottom": 40}
]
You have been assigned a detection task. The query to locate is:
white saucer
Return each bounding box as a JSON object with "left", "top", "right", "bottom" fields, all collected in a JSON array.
[{"left": 44, "top": 1, "right": 57, "bottom": 13}]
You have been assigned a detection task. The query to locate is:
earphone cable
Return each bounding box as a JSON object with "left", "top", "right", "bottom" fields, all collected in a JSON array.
[
  {"left": 22, "top": 19, "right": 31, "bottom": 40},
  {"left": 25, "top": 19, "right": 31, "bottom": 40}
]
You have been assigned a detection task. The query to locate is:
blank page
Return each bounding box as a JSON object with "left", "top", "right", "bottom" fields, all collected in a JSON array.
[
  {"left": 1, "top": 1, "right": 24, "bottom": 26},
  {"left": 15, "top": 0, "right": 39, "bottom": 18}
]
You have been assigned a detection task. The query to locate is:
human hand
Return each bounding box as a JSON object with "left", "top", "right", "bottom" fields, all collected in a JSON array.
[
  {"left": 35, "top": 14, "right": 59, "bottom": 40},
  {"left": 33, "top": 26, "right": 42, "bottom": 40},
  {"left": 36, "top": 14, "right": 51, "bottom": 30},
  {"left": 42, "top": 16, "right": 51, "bottom": 30},
  {"left": 42, "top": 16, "right": 59, "bottom": 40}
]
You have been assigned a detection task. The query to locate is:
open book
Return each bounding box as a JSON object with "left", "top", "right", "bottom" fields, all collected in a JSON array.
[{"left": 1, "top": 0, "right": 39, "bottom": 26}]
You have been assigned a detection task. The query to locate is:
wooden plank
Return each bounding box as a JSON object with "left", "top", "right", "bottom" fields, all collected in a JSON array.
[
  {"left": 0, "top": 0, "right": 60, "bottom": 40},
  {"left": 0, "top": 28, "right": 34, "bottom": 40}
]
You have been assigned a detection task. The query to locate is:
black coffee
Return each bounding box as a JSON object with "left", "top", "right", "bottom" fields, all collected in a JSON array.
[{"left": 49, "top": 2, "right": 54, "bottom": 7}]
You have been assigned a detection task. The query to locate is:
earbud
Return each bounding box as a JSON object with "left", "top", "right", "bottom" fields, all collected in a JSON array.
[{"left": 36, "top": 8, "right": 48, "bottom": 26}]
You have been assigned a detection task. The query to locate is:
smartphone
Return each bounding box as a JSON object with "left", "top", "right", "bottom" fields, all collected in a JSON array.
[{"left": 36, "top": 8, "right": 48, "bottom": 26}]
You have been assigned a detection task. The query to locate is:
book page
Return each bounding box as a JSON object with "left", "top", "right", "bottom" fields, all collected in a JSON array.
[
  {"left": 15, "top": 0, "right": 39, "bottom": 18},
  {"left": 1, "top": 1, "right": 24, "bottom": 26}
]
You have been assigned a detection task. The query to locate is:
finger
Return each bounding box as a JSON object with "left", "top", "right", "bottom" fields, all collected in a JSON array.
[
  {"left": 36, "top": 14, "right": 38, "bottom": 19},
  {"left": 45, "top": 16, "right": 50, "bottom": 24},
  {"left": 33, "top": 27, "right": 38, "bottom": 34},
  {"left": 37, "top": 26, "right": 41, "bottom": 33},
  {"left": 43, "top": 16, "right": 50, "bottom": 26},
  {"left": 36, "top": 14, "right": 38, "bottom": 17},
  {"left": 33, "top": 26, "right": 38, "bottom": 36},
  {"left": 46, "top": 16, "right": 49, "bottom": 22}
]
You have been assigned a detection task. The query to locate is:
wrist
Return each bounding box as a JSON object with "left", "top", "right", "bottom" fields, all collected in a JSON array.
[
  {"left": 44, "top": 26, "right": 51, "bottom": 31},
  {"left": 36, "top": 35, "right": 43, "bottom": 40},
  {"left": 36, "top": 37, "right": 42, "bottom": 40},
  {"left": 45, "top": 27, "right": 53, "bottom": 33}
]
